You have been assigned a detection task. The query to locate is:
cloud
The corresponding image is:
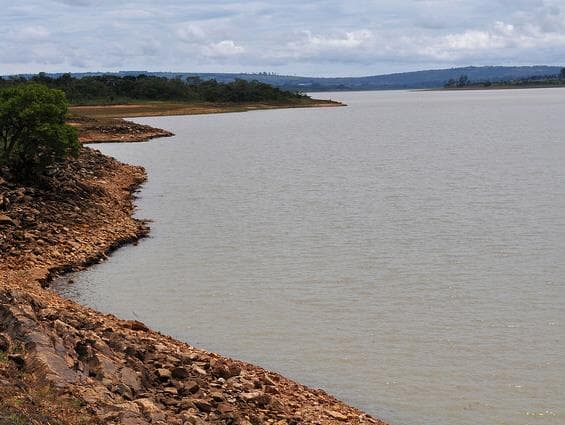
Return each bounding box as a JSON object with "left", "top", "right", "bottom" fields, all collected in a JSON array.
[
  {"left": 52, "top": 0, "right": 102, "bottom": 6},
  {"left": 302, "top": 30, "right": 373, "bottom": 50},
  {"left": 8, "top": 25, "right": 51, "bottom": 41},
  {"left": 0, "top": 0, "right": 564, "bottom": 76},
  {"left": 176, "top": 24, "right": 207, "bottom": 42},
  {"left": 203, "top": 40, "right": 245, "bottom": 58}
]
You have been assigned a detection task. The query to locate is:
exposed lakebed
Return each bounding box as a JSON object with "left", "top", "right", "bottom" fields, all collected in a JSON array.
[{"left": 54, "top": 90, "right": 565, "bottom": 425}]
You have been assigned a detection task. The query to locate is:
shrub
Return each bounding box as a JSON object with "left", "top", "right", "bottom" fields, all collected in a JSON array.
[{"left": 0, "top": 84, "right": 78, "bottom": 179}]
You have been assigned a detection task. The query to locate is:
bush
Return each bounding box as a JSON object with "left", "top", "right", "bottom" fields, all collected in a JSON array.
[{"left": 0, "top": 84, "right": 78, "bottom": 179}]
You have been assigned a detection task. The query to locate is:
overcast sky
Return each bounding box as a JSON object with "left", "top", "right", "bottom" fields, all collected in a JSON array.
[{"left": 1, "top": 0, "right": 565, "bottom": 76}]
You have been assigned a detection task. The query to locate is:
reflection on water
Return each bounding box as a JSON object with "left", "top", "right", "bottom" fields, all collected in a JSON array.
[{"left": 53, "top": 89, "right": 565, "bottom": 425}]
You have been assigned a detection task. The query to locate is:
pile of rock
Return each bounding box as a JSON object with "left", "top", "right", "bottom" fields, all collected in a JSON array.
[
  {"left": 67, "top": 116, "right": 174, "bottom": 144},
  {"left": 0, "top": 284, "right": 384, "bottom": 425},
  {"left": 0, "top": 147, "right": 148, "bottom": 276}
]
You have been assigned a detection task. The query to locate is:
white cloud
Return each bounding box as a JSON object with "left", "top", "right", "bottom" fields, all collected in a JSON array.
[
  {"left": 304, "top": 30, "right": 373, "bottom": 49},
  {"left": 445, "top": 30, "right": 508, "bottom": 50},
  {"left": 176, "top": 24, "right": 207, "bottom": 42},
  {"left": 202, "top": 40, "right": 245, "bottom": 58},
  {"left": 1, "top": 0, "right": 565, "bottom": 76},
  {"left": 8, "top": 25, "right": 51, "bottom": 41},
  {"left": 279, "top": 30, "right": 375, "bottom": 63}
]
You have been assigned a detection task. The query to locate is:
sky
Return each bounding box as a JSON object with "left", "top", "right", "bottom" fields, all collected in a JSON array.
[{"left": 1, "top": 0, "right": 565, "bottom": 77}]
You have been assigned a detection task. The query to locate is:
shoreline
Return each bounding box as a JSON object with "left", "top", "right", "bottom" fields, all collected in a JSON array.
[
  {"left": 68, "top": 98, "right": 344, "bottom": 144},
  {"left": 69, "top": 99, "right": 344, "bottom": 120},
  {"left": 0, "top": 109, "right": 386, "bottom": 424},
  {"left": 431, "top": 84, "right": 565, "bottom": 92}
]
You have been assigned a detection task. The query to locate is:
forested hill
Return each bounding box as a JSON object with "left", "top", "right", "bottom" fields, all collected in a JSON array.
[
  {"left": 5, "top": 66, "right": 562, "bottom": 92},
  {"left": 177, "top": 66, "right": 563, "bottom": 91},
  {"left": 0, "top": 74, "right": 308, "bottom": 104}
]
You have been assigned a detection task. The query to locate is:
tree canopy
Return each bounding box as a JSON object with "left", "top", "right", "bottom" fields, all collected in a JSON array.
[
  {"left": 0, "top": 84, "right": 78, "bottom": 179},
  {"left": 0, "top": 74, "right": 308, "bottom": 105},
  {"left": 444, "top": 70, "right": 565, "bottom": 89}
]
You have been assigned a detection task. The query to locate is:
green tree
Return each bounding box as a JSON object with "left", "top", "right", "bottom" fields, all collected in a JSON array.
[
  {"left": 0, "top": 84, "right": 78, "bottom": 178},
  {"left": 457, "top": 74, "right": 469, "bottom": 87},
  {"left": 560, "top": 68, "right": 565, "bottom": 80}
]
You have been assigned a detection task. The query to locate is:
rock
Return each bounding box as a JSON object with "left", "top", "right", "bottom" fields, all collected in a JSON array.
[
  {"left": 95, "top": 353, "right": 119, "bottom": 378},
  {"left": 120, "top": 415, "right": 151, "bottom": 425},
  {"left": 210, "top": 358, "right": 241, "bottom": 379},
  {"left": 0, "top": 214, "right": 15, "bottom": 226},
  {"left": 184, "top": 380, "right": 199, "bottom": 394},
  {"left": 240, "top": 391, "right": 271, "bottom": 407},
  {"left": 241, "top": 391, "right": 263, "bottom": 402},
  {"left": 326, "top": 410, "right": 348, "bottom": 421},
  {"left": 148, "top": 411, "right": 166, "bottom": 422},
  {"left": 171, "top": 366, "right": 190, "bottom": 380},
  {"left": 115, "top": 383, "right": 134, "bottom": 400},
  {"left": 126, "top": 320, "right": 149, "bottom": 332},
  {"left": 178, "top": 399, "right": 195, "bottom": 410},
  {"left": 125, "top": 346, "right": 144, "bottom": 360},
  {"left": 8, "top": 354, "right": 25, "bottom": 368},
  {"left": 192, "top": 399, "right": 213, "bottom": 413},
  {"left": 210, "top": 391, "right": 225, "bottom": 402},
  {"left": 156, "top": 368, "right": 172, "bottom": 381},
  {"left": 164, "top": 386, "right": 178, "bottom": 396},
  {"left": 264, "top": 385, "right": 279, "bottom": 394},
  {"left": 153, "top": 343, "right": 168, "bottom": 352},
  {"left": 183, "top": 415, "right": 206, "bottom": 425},
  {"left": 54, "top": 319, "right": 76, "bottom": 335},
  {"left": 217, "top": 402, "right": 235, "bottom": 414},
  {"left": 39, "top": 308, "right": 59, "bottom": 320},
  {"left": 269, "top": 398, "right": 286, "bottom": 412},
  {"left": 261, "top": 374, "right": 278, "bottom": 387},
  {"left": 99, "top": 411, "right": 120, "bottom": 422},
  {"left": 134, "top": 398, "right": 161, "bottom": 415},
  {"left": 0, "top": 333, "right": 11, "bottom": 352},
  {"left": 120, "top": 367, "right": 142, "bottom": 393},
  {"left": 192, "top": 365, "right": 207, "bottom": 376}
]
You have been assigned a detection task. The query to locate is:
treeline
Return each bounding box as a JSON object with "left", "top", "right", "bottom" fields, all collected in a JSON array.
[
  {"left": 445, "top": 68, "right": 565, "bottom": 89},
  {"left": 0, "top": 73, "right": 308, "bottom": 104}
]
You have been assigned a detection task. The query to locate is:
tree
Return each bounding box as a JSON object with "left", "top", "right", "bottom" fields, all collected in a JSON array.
[
  {"left": 560, "top": 68, "right": 565, "bottom": 80},
  {"left": 0, "top": 84, "right": 78, "bottom": 178},
  {"left": 457, "top": 74, "right": 469, "bottom": 87}
]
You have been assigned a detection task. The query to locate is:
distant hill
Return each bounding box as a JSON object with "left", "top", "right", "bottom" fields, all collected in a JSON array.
[{"left": 4, "top": 66, "right": 563, "bottom": 92}]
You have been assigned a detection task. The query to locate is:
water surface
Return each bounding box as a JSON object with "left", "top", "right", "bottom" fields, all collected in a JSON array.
[{"left": 55, "top": 90, "right": 565, "bottom": 425}]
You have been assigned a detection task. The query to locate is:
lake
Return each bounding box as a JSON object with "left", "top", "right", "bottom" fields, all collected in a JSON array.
[{"left": 53, "top": 89, "right": 565, "bottom": 425}]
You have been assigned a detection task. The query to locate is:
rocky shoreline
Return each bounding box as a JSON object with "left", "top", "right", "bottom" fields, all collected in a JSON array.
[
  {"left": 0, "top": 119, "right": 387, "bottom": 424},
  {"left": 68, "top": 115, "right": 175, "bottom": 144}
]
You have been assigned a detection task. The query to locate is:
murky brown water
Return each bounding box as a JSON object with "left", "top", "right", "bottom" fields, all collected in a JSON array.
[{"left": 54, "top": 89, "right": 565, "bottom": 425}]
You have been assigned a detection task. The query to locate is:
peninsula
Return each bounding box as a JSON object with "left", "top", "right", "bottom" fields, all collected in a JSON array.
[{"left": 0, "top": 79, "right": 379, "bottom": 424}]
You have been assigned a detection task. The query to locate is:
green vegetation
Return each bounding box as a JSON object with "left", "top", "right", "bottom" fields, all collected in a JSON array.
[
  {"left": 444, "top": 68, "right": 565, "bottom": 89},
  {"left": 0, "top": 73, "right": 309, "bottom": 105},
  {"left": 0, "top": 84, "right": 79, "bottom": 179},
  {"left": 445, "top": 74, "right": 471, "bottom": 88}
]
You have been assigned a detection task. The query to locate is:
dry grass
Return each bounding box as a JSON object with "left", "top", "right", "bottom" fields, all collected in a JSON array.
[
  {"left": 69, "top": 99, "right": 343, "bottom": 119},
  {"left": 0, "top": 357, "right": 97, "bottom": 425}
]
